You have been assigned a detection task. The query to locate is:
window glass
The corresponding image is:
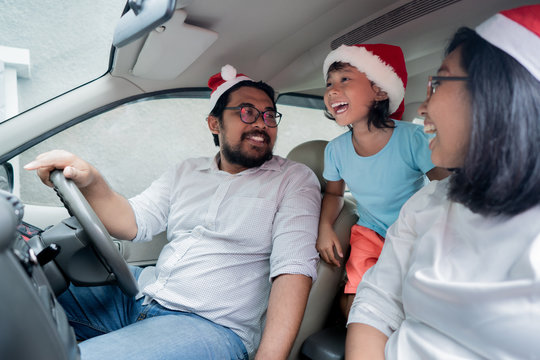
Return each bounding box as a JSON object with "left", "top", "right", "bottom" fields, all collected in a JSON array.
[
  {"left": 16, "top": 95, "right": 346, "bottom": 207},
  {"left": 0, "top": 0, "right": 126, "bottom": 119},
  {"left": 274, "top": 103, "right": 344, "bottom": 156},
  {"left": 18, "top": 97, "right": 213, "bottom": 206}
]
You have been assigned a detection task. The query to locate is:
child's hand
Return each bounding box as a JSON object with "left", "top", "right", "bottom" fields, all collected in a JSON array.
[{"left": 316, "top": 226, "right": 343, "bottom": 267}]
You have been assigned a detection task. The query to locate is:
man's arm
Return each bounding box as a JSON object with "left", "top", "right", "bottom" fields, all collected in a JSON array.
[
  {"left": 257, "top": 162, "right": 320, "bottom": 359},
  {"left": 255, "top": 274, "right": 312, "bottom": 360},
  {"left": 346, "top": 323, "right": 388, "bottom": 360},
  {"left": 24, "top": 150, "right": 138, "bottom": 240}
]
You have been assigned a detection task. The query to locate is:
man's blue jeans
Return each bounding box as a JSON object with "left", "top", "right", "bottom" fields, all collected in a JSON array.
[{"left": 57, "top": 266, "right": 248, "bottom": 360}]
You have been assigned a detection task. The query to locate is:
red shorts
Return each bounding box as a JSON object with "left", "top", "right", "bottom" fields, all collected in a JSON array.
[{"left": 344, "top": 224, "right": 385, "bottom": 294}]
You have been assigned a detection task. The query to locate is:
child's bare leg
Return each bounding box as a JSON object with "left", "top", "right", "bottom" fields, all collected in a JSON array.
[{"left": 340, "top": 293, "right": 356, "bottom": 319}]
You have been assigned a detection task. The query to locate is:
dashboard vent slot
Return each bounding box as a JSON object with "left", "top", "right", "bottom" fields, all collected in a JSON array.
[{"left": 331, "top": 0, "right": 462, "bottom": 49}]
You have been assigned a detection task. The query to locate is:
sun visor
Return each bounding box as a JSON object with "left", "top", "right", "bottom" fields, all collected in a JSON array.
[{"left": 132, "top": 9, "right": 218, "bottom": 80}]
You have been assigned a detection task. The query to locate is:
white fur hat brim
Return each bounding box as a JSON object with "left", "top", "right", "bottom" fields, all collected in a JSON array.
[
  {"left": 209, "top": 76, "right": 252, "bottom": 110},
  {"left": 476, "top": 13, "right": 540, "bottom": 81}
]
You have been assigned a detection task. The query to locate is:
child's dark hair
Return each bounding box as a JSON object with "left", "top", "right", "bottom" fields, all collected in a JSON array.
[
  {"left": 446, "top": 27, "right": 540, "bottom": 215},
  {"left": 209, "top": 80, "right": 276, "bottom": 146},
  {"left": 324, "top": 62, "right": 395, "bottom": 131}
]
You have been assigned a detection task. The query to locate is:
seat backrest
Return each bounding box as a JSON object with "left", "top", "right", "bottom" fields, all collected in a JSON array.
[{"left": 285, "top": 140, "right": 358, "bottom": 360}]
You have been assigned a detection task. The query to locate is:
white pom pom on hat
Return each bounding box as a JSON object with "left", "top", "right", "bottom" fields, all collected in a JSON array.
[
  {"left": 208, "top": 64, "right": 253, "bottom": 111},
  {"left": 220, "top": 64, "right": 237, "bottom": 81}
]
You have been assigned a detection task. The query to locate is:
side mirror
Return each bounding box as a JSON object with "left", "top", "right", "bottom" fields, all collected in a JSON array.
[
  {"left": 113, "top": 0, "right": 177, "bottom": 47},
  {"left": 0, "top": 163, "right": 13, "bottom": 193}
]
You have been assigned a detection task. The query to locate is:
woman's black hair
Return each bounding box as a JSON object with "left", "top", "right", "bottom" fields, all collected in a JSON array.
[
  {"left": 447, "top": 27, "right": 540, "bottom": 216},
  {"left": 324, "top": 62, "right": 395, "bottom": 131},
  {"left": 209, "top": 80, "right": 276, "bottom": 146}
]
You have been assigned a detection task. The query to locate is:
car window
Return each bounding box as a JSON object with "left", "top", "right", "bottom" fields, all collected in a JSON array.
[
  {"left": 0, "top": 0, "right": 126, "bottom": 120},
  {"left": 15, "top": 94, "right": 346, "bottom": 207}
]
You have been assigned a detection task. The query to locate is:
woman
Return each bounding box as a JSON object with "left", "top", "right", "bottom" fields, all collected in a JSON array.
[{"left": 346, "top": 5, "right": 540, "bottom": 359}]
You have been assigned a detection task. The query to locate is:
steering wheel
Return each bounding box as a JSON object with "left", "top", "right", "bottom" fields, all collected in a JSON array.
[{"left": 50, "top": 170, "right": 139, "bottom": 297}]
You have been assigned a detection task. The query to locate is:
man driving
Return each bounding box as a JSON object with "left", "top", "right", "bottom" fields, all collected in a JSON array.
[{"left": 24, "top": 65, "right": 321, "bottom": 360}]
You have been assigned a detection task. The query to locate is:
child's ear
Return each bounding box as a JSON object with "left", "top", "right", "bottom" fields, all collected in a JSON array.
[
  {"left": 372, "top": 85, "right": 389, "bottom": 101},
  {"left": 207, "top": 115, "right": 220, "bottom": 134}
]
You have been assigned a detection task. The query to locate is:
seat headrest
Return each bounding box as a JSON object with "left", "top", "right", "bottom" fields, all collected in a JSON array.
[{"left": 286, "top": 140, "right": 328, "bottom": 192}]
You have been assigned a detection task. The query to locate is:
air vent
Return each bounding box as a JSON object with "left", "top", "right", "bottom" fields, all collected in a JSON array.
[{"left": 331, "top": 0, "right": 462, "bottom": 49}]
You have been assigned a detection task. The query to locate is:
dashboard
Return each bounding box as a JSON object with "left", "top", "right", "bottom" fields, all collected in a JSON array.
[{"left": 0, "top": 190, "right": 79, "bottom": 360}]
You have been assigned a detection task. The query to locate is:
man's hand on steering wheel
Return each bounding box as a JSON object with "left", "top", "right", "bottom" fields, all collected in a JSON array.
[
  {"left": 24, "top": 150, "right": 139, "bottom": 297},
  {"left": 24, "top": 149, "right": 97, "bottom": 189}
]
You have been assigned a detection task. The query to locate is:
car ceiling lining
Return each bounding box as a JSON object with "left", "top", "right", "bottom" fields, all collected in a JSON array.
[{"left": 331, "top": 0, "right": 463, "bottom": 48}]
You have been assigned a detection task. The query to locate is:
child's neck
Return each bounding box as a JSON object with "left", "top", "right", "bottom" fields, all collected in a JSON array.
[{"left": 351, "top": 124, "right": 393, "bottom": 157}]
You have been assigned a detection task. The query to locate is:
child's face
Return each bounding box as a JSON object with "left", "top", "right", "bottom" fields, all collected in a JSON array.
[{"left": 324, "top": 64, "right": 383, "bottom": 127}]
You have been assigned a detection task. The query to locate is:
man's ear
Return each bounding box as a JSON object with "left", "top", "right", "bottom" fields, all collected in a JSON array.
[
  {"left": 207, "top": 115, "right": 220, "bottom": 134},
  {"left": 372, "top": 85, "right": 389, "bottom": 101}
]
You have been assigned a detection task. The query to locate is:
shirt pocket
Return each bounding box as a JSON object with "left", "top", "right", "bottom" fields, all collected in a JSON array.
[{"left": 218, "top": 196, "right": 277, "bottom": 251}]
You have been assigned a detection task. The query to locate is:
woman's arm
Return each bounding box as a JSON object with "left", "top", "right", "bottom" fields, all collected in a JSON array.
[
  {"left": 345, "top": 183, "right": 438, "bottom": 359},
  {"left": 346, "top": 323, "right": 388, "bottom": 360}
]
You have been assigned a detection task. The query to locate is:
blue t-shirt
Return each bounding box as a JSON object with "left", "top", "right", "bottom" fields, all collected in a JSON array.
[{"left": 323, "top": 120, "right": 434, "bottom": 237}]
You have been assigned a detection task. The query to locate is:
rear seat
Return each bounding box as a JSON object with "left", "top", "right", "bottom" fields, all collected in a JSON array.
[{"left": 286, "top": 140, "right": 357, "bottom": 360}]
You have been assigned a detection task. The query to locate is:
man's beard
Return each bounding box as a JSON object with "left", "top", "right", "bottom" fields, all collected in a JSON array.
[{"left": 221, "top": 131, "right": 273, "bottom": 169}]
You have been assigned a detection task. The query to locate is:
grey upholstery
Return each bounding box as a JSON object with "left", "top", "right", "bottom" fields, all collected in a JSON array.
[
  {"left": 117, "top": 231, "right": 167, "bottom": 267},
  {"left": 286, "top": 140, "right": 358, "bottom": 360},
  {"left": 301, "top": 326, "right": 346, "bottom": 360},
  {"left": 287, "top": 140, "right": 329, "bottom": 192}
]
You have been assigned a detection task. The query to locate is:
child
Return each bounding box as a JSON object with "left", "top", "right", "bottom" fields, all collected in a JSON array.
[{"left": 316, "top": 44, "right": 447, "bottom": 316}]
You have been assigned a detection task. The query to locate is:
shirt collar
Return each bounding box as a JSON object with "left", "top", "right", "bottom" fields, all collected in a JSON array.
[{"left": 194, "top": 152, "right": 282, "bottom": 174}]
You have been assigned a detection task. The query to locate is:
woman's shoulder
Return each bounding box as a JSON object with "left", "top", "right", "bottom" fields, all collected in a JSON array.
[{"left": 404, "top": 177, "right": 450, "bottom": 211}]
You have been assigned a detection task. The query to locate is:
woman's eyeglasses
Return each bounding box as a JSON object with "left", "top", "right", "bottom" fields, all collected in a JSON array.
[{"left": 427, "top": 76, "right": 468, "bottom": 100}]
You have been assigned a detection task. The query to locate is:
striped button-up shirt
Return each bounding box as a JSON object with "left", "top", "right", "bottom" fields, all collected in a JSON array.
[{"left": 129, "top": 154, "right": 320, "bottom": 357}]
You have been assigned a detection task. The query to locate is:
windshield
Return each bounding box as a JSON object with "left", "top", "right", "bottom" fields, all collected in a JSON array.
[{"left": 0, "top": 0, "right": 126, "bottom": 121}]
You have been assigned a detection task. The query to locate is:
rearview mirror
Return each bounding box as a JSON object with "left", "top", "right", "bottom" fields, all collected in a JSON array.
[
  {"left": 113, "top": 0, "right": 176, "bottom": 48},
  {"left": 0, "top": 163, "right": 13, "bottom": 193}
]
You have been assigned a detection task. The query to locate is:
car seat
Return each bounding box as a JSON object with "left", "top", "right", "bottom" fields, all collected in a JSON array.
[{"left": 285, "top": 140, "right": 358, "bottom": 360}]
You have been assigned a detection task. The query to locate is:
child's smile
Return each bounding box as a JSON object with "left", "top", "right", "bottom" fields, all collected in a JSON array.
[{"left": 330, "top": 101, "right": 349, "bottom": 115}]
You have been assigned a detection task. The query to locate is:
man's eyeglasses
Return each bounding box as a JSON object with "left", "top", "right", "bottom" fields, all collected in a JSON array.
[
  {"left": 224, "top": 105, "right": 282, "bottom": 128},
  {"left": 427, "top": 76, "right": 468, "bottom": 100}
]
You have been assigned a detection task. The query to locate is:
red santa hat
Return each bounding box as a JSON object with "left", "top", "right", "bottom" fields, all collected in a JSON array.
[
  {"left": 208, "top": 64, "right": 253, "bottom": 111},
  {"left": 323, "top": 44, "right": 408, "bottom": 120},
  {"left": 475, "top": 4, "right": 540, "bottom": 81}
]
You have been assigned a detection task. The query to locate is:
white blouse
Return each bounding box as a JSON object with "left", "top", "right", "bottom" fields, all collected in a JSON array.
[{"left": 348, "top": 178, "right": 540, "bottom": 359}]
